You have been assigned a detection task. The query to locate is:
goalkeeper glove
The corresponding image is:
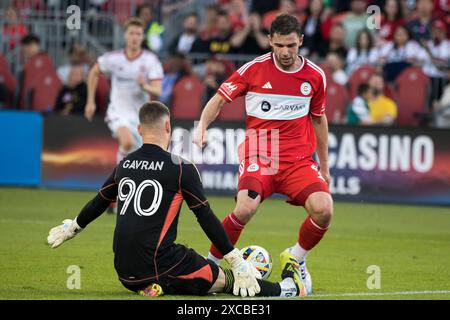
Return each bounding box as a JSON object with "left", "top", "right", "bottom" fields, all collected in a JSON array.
[
  {"left": 224, "top": 248, "right": 261, "bottom": 297},
  {"left": 47, "top": 218, "right": 83, "bottom": 248}
]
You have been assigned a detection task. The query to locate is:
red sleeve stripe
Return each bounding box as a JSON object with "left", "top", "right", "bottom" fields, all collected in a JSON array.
[{"left": 218, "top": 88, "right": 233, "bottom": 102}]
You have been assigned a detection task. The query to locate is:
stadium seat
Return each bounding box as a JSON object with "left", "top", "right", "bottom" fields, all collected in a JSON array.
[
  {"left": 112, "top": 0, "right": 144, "bottom": 24},
  {"left": 12, "top": 0, "right": 44, "bottom": 16},
  {"left": 218, "top": 96, "right": 246, "bottom": 121},
  {"left": 20, "top": 52, "right": 61, "bottom": 111},
  {"left": 171, "top": 75, "right": 205, "bottom": 120},
  {"left": 394, "top": 67, "right": 430, "bottom": 127},
  {"left": 31, "top": 72, "right": 62, "bottom": 111},
  {"left": 326, "top": 81, "right": 349, "bottom": 124},
  {"left": 316, "top": 63, "right": 332, "bottom": 83},
  {"left": 348, "top": 65, "right": 377, "bottom": 99},
  {"left": 0, "top": 54, "right": 17, "bottom": 108}
]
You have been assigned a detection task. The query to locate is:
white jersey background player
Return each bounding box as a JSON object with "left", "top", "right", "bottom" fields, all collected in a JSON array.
[{"left": 84, "top": 18, "right": 164, "bottom": 162}]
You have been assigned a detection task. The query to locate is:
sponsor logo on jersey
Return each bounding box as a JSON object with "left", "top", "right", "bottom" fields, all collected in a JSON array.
[
  {"left": 222, "top": 82, "right": 238, "bottom": 96},
  {"left": 262, "top": 82, "right": 272, "bottom": 89},
  {"left": 300, "top": 82, "right": 312, "bottom": 95},
  {"left": 261, "top": 101, "right": 271, "bottom": 112},
  {"left": 311, "top": 164, "right": 318, "bottom": 171},
  {"left": 247, "top": 163, "right": 260, "bottom": 172},
  {"left": 274, "top": 104, "right": 307, "bottom": 112}
]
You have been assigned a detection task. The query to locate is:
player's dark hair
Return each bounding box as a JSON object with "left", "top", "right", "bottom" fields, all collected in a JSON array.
[
  {"left": 270, "top": 13, "right": 302, "bottom": 37},
  {"left": 358, "top": 83, "right": 370, "bottom": 96},
  {"left": 136, "top": 3, "right": 152, "bottom": 17},
  {"left": 139, "top": 102, "right": 170, "bottom": 126},
  {"left": 21, "top": 34, "right": 40, "bottom": 45}
]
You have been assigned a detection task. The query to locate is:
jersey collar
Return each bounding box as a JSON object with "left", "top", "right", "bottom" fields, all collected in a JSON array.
[
  {"left": 272, "top": 53, "right": 305, "bottom": 74},
  {"left": 124, "top": 48, "right": 144, "bottom": 61}
]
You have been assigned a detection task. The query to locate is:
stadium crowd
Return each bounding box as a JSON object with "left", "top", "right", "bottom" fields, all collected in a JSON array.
[{"left": 0, "top": 0, "right": 449, "bottom": 127}]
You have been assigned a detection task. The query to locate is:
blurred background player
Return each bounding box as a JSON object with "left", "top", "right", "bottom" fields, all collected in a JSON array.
[
  {"left": 47, "top": 102, "right": 306, "bottom": 298},
  {"left": 194, "top": 14, "right": 333, "bottom": 295},
  {"left": 84, "top": 18, "right": 163, "bottom": 164}
]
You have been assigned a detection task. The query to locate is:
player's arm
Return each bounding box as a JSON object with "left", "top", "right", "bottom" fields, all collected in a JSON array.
[
  {"left": 180, "top": 161, "right": 233, "bottom": 255},
  {"left": 85, "top": 62, "right": 101, "bottom": 121},
  {"left": 139, "top": 57, "right": 164, "bottom": 98},
  {"left": 193, "top": 94, "right": 227, "bottom": 147},
  {"left": 180, "top": 160, "right": 261, "bottom": 297},
  {"left": 138, "top": 78, "right": 162, "bottom": 97},
  {"left": 194, "top": 70, "right": 249, "bottom": 148},
  {"left": 47, "top": 168, "right": 118, "bottom": 248},
  {"left": 312, "top": 115, "right": 330, "bottom": 185}
]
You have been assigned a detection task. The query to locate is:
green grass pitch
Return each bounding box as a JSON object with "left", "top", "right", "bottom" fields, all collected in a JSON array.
[{"left": 0, "top": 187, "right": 449, "bottom": 300}]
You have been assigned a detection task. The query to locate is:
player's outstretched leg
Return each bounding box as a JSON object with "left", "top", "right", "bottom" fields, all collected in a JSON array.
[
  {"left": 116, "top": 126, "right": 138, "bottom": 163},
  {"left": 218, "top": 268, "right": 300, "bottom": 297},
  {"left": 285, "top": 191, "right": 333, "bottom": 294},
  {"left": 208, "top": 190, "right": 261, "bottom": 265}
]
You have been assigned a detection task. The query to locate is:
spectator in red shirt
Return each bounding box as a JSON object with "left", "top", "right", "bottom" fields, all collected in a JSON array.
[
  {"left": 3, "top": 6, "right": 27, "bottom": 51},
  {"left": 378, "top": 0, "right": 405, "bottom": 46}
]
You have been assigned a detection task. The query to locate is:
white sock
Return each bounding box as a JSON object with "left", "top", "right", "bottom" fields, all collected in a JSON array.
[
  {"left": 289, "top": 243, "right": 309, "bottom": 263},
  {"left": 207, "top": 252, "right": 221, "bottom": 266},
  {"left": 279, "top": 277, "right": 297, "bottom": 297}
]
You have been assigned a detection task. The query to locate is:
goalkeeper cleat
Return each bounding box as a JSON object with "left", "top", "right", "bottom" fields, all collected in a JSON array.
[
  {"left": 138, "top": 283, "right": 164, "bottom": 297},
  {"left": 280, "top": 251, "right": 308, "bottom": 297}
]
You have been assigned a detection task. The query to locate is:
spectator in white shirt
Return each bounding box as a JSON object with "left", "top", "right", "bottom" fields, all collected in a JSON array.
[
  {"left": 326, "top": 52, "right": 348, "bottom": 85},
  {"left": 168, "top": 12, "right": 199, "bottom": 54},
  {"left": 378, "top": 25, "right": 429, "bottom": 81},
  {"left": 346, "top": 29, "right": 379, "bottom": 76},
  {"left": 421, "top": 20, "right": 450, "bottom": 104}
]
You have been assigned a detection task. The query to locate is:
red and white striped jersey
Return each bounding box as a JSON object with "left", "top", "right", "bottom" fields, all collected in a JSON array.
[{"left": 217, "top": 52, "right": 327, "bottom": 163}]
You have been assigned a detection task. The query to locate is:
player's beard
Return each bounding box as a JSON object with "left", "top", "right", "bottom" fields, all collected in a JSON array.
[{"left": 276, "top": 54, "right": 295, "bottom": 70}]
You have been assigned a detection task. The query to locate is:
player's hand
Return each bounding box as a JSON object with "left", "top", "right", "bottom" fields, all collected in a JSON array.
[
  {"left": 47, "top": 218, "right": 83, "bottom": 248},
  {"left": 319, "top": 166, "right": 331, "bottom": 185},
  {"left": 137, "top": 73, "right": 146, "bottom": 87},
  {"left": 224, "top": 248, "right": 261, "bottom": 297},
  {"left": 193, "top": 122, "right": 207, "bottom": 148},
  {"left": 84, "top": 101, "right": 96, "bottom": 121}
]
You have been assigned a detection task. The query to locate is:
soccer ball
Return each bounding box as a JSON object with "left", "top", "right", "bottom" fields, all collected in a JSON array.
[{"left": 240, "top": 245, "right": 273, "bottom": 280}]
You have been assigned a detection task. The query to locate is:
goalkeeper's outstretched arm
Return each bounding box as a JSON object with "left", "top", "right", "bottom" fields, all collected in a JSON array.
[{"left": 47, "top": 168, "right": 118, "bottom": 248}]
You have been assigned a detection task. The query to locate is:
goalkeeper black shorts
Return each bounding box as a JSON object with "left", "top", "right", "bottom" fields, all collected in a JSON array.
[{"left": 119, "top": 246, "right": 220, "bottom": 296}]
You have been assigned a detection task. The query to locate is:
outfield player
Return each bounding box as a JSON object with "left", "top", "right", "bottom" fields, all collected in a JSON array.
[
  {"left": 194, "top": 14, "right": 333, "bottom": 295},
  {"left": 47, "top": 102, "right": 307, "bottom": 298},
  {"left": 84, "top": 18, "right": 163, "bottom": 163}
]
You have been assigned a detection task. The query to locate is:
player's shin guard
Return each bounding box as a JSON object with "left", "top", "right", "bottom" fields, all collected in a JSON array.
[
  {"left": 209, "top": 212, "right": 246, "bottom": 261},
  {"left": 296, "top": 216, "right": 328, "bottom": 261}
]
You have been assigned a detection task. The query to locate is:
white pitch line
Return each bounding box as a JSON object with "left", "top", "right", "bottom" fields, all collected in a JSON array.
[
  {"left": 218, "top": 290, "right": 450, "bottom": 300},
  {"left": 310, "top": 290, "right": 450, "bottom": 298}
]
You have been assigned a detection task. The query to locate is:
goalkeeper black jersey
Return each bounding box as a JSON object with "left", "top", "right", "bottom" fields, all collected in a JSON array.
[{"left": 76, "top": 143, "right": 233, "bottom": 281}]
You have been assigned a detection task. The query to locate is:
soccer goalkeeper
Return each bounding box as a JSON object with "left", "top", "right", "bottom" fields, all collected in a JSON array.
[{"left": 47, "top": 102, "right": 306, "bottom": 298}]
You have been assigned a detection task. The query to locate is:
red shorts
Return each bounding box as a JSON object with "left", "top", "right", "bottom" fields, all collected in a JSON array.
[{"left": 237, "top": 157, "right": 330, "bottom": 206}]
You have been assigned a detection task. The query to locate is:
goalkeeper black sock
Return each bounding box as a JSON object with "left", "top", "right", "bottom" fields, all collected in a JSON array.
[
  {"left": 257, "top": 279, "right": 282, "bottom": 296},
  {"left": 221, "top": 267, "right": 282, "bottom": 296}
]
